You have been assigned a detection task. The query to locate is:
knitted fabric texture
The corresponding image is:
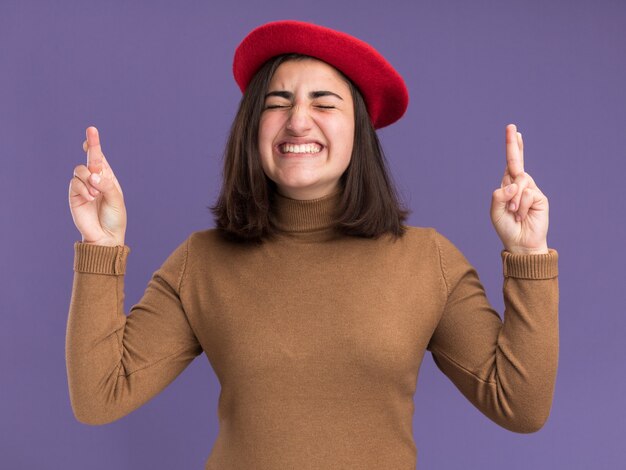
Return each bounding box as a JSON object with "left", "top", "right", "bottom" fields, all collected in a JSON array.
[{"left": 67, "top": 189, "right": 559, "bottom": 469}]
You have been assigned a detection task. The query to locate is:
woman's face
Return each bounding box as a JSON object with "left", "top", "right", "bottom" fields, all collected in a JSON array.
[{"left": 258, "top": 58, "right": 355, "bottom": 200}]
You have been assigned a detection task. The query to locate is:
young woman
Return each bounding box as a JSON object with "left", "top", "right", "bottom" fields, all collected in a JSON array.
[{"left": 67, "top": 20, "right": 559, "bottom": 469}]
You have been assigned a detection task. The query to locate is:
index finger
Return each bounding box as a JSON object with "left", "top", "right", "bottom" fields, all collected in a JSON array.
[
  {"left": 83, "top": 138, "right": 111, "bottom": 171},
  {"left": 505, "top": 123, "right": 524, "bottom": 177},
  {"left": 85, "top": 126, "right": 104, "bottom": 174}
]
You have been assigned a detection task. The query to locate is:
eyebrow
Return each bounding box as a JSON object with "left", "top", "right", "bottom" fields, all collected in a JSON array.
[{"left": 264, "top": 90, "right": 344, "bottom": 101}]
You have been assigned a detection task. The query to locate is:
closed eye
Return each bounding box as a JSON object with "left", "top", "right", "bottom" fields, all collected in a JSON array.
[{"left": 264, "top": 105, "right": 336, "bottom": 109}]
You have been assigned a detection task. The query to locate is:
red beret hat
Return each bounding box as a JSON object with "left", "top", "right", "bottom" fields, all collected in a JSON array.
[{"left": 232, "top": 20, "right": 409, "bottom": 129}]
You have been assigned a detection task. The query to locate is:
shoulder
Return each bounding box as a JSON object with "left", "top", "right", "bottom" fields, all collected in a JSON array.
[
  {"left": 401, "top": 224, "right": 437, "bottom": 241},
  {"left": 404, "top": 225, "right": 467, "bottom": 259},
  {"left": 187, "top": 228, "right": 220, "bottom": 244},
  {"left": 393, "top": 225, "right": 444, "bottom": 267},
  {"left": 401, "top": 224, "right": 444, "bottom": 251},
  {"left": 185, "top": 228, "right": 234, "bottom": 252},
  {"left": 404, "top": 224, "right": 474, "bottom": 280},
  {"left": 184, "top": 228, "right": 261, "bottom": 261}
]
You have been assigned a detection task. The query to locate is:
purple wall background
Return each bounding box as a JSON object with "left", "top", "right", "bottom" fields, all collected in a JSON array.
[{"left": 1, "top": 0, "right": 624, "bottom": 468}]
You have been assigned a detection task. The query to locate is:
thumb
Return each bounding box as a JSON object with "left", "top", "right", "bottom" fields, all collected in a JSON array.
[
  {"left": 89, "top": 171, "right": 123, "bottom": 205},
  {"left": 493, "top": 183, "right": 517, "bottom": 204},
  {"left": 492, "top": 183, "right": 517, "bottom": 208}
]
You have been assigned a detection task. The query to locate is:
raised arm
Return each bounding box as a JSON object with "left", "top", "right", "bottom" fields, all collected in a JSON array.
[
  {"left": 426, "top": 229, "right": 559, "bottom": 433},
  {"left": 66, "top": 126, "right": 203, "bottom": 425},
  {"left": 426, "top": 123, "right": 559, "bottom": 432}
]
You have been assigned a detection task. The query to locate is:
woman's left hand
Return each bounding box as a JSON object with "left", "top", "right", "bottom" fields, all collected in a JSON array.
[{"left": 490, "top": 124, "right": 550, "bottom": 255}]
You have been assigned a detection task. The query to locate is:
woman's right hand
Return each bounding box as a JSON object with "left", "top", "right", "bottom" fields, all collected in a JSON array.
[{"left": 68, "top": 126, "right": 127, "bottom": 247}]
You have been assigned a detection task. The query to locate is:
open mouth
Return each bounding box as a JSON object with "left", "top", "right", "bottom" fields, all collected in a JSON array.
[{"left": 277, "top": 142, "right": 324, "bottom": 156}]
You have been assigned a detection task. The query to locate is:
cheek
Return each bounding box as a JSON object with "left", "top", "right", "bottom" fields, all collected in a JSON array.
[
  {"left": 257, "top": 118, "right": 268, "bottom": 145},
  {"left": 257, "top": 118, "right": 276, "bottom": 170},
  {"left": 258, "top": 115, "right": 282, "bottom": 142},
  {"left": 336, "top": 120, "right": 355, "bottom": 154}
]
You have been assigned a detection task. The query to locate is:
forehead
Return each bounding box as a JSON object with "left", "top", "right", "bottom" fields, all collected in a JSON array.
[{"left": 268, "top": 58, "right": 349, "bottom": 90}]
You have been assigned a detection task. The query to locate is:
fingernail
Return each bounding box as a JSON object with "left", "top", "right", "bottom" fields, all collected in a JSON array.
[
  {"left": 509, "top": 202, "right": 516, "bottom": 211},
  {"left": 506, "top": 185, "right": 515, "bottom": 194},
  {"left": 516, "top": 214, "right": 522, "bottom": 222},
  {"left": 91, "top": 173, "right": 101, "bottom": 184}
]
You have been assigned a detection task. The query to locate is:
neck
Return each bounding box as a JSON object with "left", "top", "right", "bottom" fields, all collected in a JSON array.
[{"left": 271, "top": 187, "right": 343, "bottom": 242}]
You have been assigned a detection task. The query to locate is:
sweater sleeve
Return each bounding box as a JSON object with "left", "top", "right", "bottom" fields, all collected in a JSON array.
[
  {"left": 426, "top": 230, "right": 559, "bottom": 433},
  {"left": 65, "top": 238, "right": 203, "bottom": 425}
]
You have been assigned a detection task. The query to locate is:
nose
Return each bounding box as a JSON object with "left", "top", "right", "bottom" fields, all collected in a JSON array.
[{"left": 286, "top": 104, "right": 313, "bottom": 133}]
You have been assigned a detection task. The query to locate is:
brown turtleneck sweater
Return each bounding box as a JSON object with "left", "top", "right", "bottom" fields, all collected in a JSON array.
[{"left": 66, "top": 189, "right": 559, "bottom": 469}]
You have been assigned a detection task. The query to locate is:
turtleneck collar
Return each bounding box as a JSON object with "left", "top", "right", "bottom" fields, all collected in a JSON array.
[{"left": 271, "top": 188, "right": 342, "bottom": 240}]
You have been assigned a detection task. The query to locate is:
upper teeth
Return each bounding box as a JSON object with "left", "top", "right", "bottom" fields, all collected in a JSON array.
[{"left": 280, "top": 143, "right": 322, "bottom": 154}]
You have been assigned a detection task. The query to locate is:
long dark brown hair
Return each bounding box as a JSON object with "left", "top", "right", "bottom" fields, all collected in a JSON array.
[{"left": 208, "top": 53, "right": 411, "bottom": 244}]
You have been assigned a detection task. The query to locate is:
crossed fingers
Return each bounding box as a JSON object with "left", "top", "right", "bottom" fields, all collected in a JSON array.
[
  {"left": 79, "top": 127, "right": 116, "bottom": 181},
  {"left": 502, "top": 124, "right": 541, "bottom": 221},
  {"left": 76, "top": 127, "right": 123, "bottom": 196}
]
